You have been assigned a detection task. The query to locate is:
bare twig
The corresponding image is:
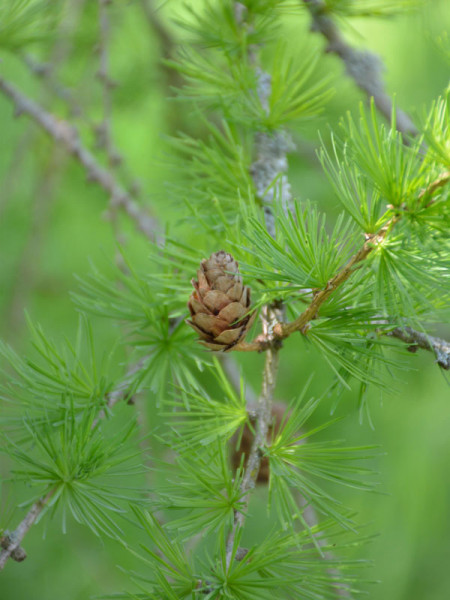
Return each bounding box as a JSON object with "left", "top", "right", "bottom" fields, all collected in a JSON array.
[
  {"left": 22, "top": 0, "right": 87, "bottom": 116},
  {"left": 0, "top": 129, "right": 35, "bottom": 221},
  {"left": 1, "top": 1, "right": 86, "bottom": 219},
  {"left": 220, "top": 355, "right": 258, "bottom": 410},
  {"left": 295, "top": 493, "right": 353, "bottom": 597},
  {"left": 22, "top": 54, "right": 87, "bottom": 120},
  {"left": 139, "top": 0, "right": 180, "bottom": 81},
  {"left": 92, "top": 354, "right": 150, "bottom": 428},
  {"left": 302, "top": 0, "right": 418, "bottom": 137},
  {"left": 95, "top": 0, "right": 140, "bottom": 265},
  {"left": 140, "top": 0, "right": 173, "bottom": 52},
  {"left": 0, "top": 76, "right": 157, "bottom": 240},
  {"left": 225, "top": 307, "right": 281, "bottom": 568},
  {"left": 0, "top": 489, "right": 56, "bottom": 570},
  {"left": 49, "top": 0, "right": 88, "bottom": 68},
  {"left": 388, "top": 327, "right": 450, "bottom": 370}
]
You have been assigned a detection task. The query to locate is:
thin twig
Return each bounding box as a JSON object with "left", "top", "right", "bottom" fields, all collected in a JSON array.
[
  {"left": 140, "top": 0, "right": 173, "bottom": 52},
  {"left": 95, "top": 0, "right": 138, "bottom": 266},
  {"left": 0, "top": 129, "right": 35, "bottom": 222},
  {"left": 295, "top": 493, "right": 353, "bottom": 598},
  {"left": 139, "top": 0, "right": 182, "bottom": 86},
  {"left": 276, "top": 171, "right": 450, "bottom": 338},
  {"left": 225, "top": 307, "right": 281, "bottom": 568},
  {"left": 22, "top": 54, "right": 87, "bottom": 120},
  {"left": 22, "top": 0, "right": 87, "bottom": 116},
  {"left": 418, "top": 170, "right": 450, "bottom": 202},
  {"left": 388, "top": 327, "right": 450, "bottom": 370},
  {"left": 302, "top": 0, "right": 418, "bottom": 137},
  {"left": 0, "top": 76, "right": 157, "bottom": 240},
  {"left": 225, "top": 3, "right": 287, "bottom": 568},
  {"left": 220, "top": 355, "right": 258, "bottom": 410},
  {"left": 275, "top": 218, "right": 398, "bottom": 339},
  {"left": 0, "top": 489, "right": 56, "bottom": 570},
  {"left": 1, "top": 0, "right": 86, "bottom": 221},
  {"left": 91, "top": 354, "right": 150, "bottom": 428}
]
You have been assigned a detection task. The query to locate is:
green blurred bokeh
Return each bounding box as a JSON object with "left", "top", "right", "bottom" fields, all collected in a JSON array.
[{"left": 0, "top": 1, "right": 449, "bottom": 598}]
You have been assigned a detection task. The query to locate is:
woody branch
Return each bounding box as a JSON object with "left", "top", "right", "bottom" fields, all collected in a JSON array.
[
  {"left": 235, "top": 172, "right": 450, "bottom": 368},
  {"left": 225, "top": 0, "right": 293, "bottom": 568},
  {"left": 302, "top": 0, "right": 418, "bottom": 137}
]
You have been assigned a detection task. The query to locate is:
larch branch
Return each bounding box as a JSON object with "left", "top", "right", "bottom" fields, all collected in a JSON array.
[
  {"left": 234, "top": 170, "right": 450, "bottom": 352},
  {"left": 225, "top": 2, "right": 287, "bottom": 567},
  {"left": 0, "top": 355, "right": 148, "bottom": 571},
  {"left": 274, "top": 219, "right": 397, "bottom": 339},
  {"left": 0, "top": 489, "right": 56, "bottom": 570},
  {"left": 388, "top": 327, "right": 450, "bottom": 370},
  {"left": 302, "top": 0, "right": 418, "bottom": 137},
  {"left": 276, "top": 171, "right": 450, "bottom": 339},
  {"left": 225, "top": 311, "right": 280, "bottom": 568}
]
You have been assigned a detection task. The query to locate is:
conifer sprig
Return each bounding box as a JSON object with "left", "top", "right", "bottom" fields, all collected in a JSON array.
[
  {"left": 4, "top": 400, "right": 144, "bottom": 538},
  {"left": 266, "top": 395, "right": 379, "bottom": 532},
  {"left": 0, "top": 316, "right": 120, "bottom": 426},
  {"left": 234, "top": 166, "right": 449, "bottom": 350},
  {"left": 0, "top": 319, "right": 148, "bottom": 570}
]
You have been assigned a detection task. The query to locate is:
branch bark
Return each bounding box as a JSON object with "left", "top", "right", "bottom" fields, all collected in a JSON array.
[
  {"left": 302, "top": 0, "right": 418, "bottom": 137},
  {"left": 0, "top": 489, "right": 56, "bottom": 570},
  {"left": 96, "top": 0, "right": 121, "bottom": 168},
  {"left": 388, "top": 327, "right": 450, "bottom": 370},
  {"left": 225, "top": 307, "right": 280, "bottom": 568}
]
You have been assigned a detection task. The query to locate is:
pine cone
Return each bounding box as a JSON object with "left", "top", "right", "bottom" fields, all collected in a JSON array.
[{"left": 187, "top": 251, "right": 256, "bottom": 351}]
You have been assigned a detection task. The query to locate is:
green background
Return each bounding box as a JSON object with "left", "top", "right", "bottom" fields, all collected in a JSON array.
[{"left": 0, "top": 1, "right": 449, "bottom": 598}]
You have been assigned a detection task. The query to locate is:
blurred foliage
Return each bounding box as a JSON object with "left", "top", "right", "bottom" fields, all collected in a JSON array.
[
  {"left": 0, "top": 0, "right": 449, "bottom": 599},
  {"left": 0, "top": 0, "right": 59, "bottom": 51}
]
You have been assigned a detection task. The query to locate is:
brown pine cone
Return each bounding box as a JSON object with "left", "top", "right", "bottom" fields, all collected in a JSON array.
[{"left": 187, "top": 251, "right": 256, "bottom": 352}]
